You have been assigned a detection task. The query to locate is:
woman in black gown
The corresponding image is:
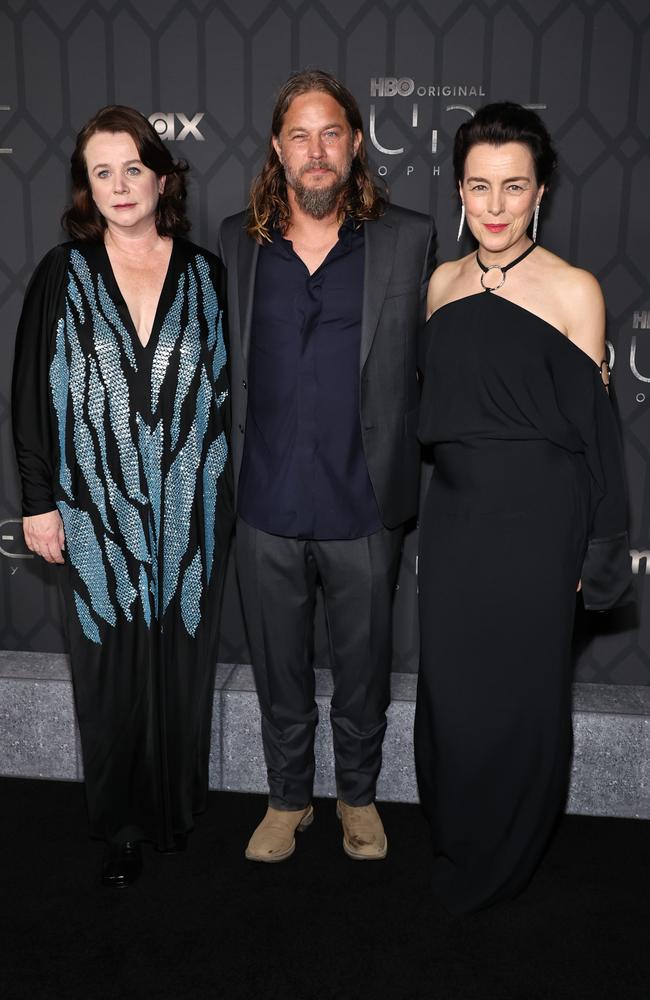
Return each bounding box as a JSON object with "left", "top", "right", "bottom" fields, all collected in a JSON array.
[
  {"left": 415, "top": 103, "right": 632, "bottom": 914},
  {"left": 12, "top": 106, "right": 232, "bottom": 887}
]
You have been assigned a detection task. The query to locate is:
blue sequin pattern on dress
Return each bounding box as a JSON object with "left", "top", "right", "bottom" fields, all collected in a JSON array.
[
  {"left": 49, "top": 319, "right": 72, "bottom": 499},
  {"left": 49, "top": 248, "right": 228, "bottom": 644}
]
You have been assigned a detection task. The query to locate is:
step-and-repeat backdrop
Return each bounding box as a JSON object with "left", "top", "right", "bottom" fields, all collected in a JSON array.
[{"left": 0, "top": 0, "right": 648, "bottom": 683}]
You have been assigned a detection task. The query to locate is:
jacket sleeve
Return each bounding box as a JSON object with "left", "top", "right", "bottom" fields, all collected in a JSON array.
[
  {"left": 419, "top": 216, "right": 437, "bottom": 321},
  {"left": 417, "top": 217, "right": 437, "bottom": 373},
  {"left": 11, "top": 246, "right": 68, "bottom": 516}
]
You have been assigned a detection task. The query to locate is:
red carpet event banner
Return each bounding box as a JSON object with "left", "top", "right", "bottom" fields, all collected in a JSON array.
[{"left": 0, "top": 0, "right": 648, "bottom": 684}]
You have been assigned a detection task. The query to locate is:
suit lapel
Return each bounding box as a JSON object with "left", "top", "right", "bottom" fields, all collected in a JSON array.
[
  {"left": 360, "top": 213, "right": 396, "bottom": 370},
  {"left": 236, "top": 228, "right": 259, "bottom": 367}
]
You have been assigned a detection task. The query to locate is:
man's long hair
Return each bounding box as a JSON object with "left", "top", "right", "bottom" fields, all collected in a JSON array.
[{"left": 247, "top": 70, "right": 387, "bottom": 243}]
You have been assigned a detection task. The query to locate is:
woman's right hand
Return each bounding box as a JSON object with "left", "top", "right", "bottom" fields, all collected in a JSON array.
[{"left": 23, "top": 510, "right": 65, "bottom": 564}]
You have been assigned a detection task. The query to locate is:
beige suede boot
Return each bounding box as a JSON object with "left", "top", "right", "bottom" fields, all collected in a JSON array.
[
  {"left": 245, "top": 805, "right": 314, "bottom": 862},
  {"left": 336, "top": 800, "right": 387, "bottom": 860}
]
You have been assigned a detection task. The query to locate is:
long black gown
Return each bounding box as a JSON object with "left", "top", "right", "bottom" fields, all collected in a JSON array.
[
  {"left": 415, "top": 290, "right": 632, "bottom": 914},
  {"left": 12, "top": 239, "right": 233, "bottom": 849}
]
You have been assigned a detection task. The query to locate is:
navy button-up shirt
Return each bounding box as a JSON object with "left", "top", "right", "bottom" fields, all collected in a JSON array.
[{"left": 238, "top": 220, "right": 382, "bottom": 540}]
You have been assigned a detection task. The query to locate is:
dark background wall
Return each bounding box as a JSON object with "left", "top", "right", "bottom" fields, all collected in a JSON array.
[{"left": 0, "top": 0, "right": 648, "bottom": 683}]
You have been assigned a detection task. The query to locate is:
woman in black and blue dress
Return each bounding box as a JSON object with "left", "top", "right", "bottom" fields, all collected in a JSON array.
[
  {"left": 415, "top": 103, "right": 632, "bottom": 914},
  {"left": 12, "top": 106, "right": 232, "bottom": 887}
]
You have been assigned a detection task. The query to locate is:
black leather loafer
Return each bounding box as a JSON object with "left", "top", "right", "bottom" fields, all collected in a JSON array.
[{"left": 101, "top": 841, "right": 142, "bottom": 888}]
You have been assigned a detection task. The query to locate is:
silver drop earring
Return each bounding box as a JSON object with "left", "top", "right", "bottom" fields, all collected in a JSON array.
[
  {"left": 457, "top": 202, "right": 465, "bottom": 243},
  {"left": 532, "top": 201, "right": 540, "bottom": 243}
]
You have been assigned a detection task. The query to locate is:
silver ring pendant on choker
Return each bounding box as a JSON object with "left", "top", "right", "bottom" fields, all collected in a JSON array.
[{"left": 477, "top": 242, "right": 538, "bottom": 292}]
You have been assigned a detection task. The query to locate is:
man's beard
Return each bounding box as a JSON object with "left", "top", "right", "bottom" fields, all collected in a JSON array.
[{"left": 285, "top": 159, "right": 353, "bottom": 220}]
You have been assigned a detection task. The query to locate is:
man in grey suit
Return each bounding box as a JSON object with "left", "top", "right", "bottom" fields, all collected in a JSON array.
[{"left": 219, "top": 70, "right": 435, "bottom": 863}]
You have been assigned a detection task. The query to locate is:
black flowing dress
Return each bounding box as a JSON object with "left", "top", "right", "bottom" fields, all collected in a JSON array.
[
  {"left": 12, "top": 239, "right": 233, "bottom": 849},
  {"left": 415, "top": 290, "right": 632, "bottom": 914}
]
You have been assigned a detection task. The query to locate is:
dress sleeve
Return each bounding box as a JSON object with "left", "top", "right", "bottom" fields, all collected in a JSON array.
[
  {"left": 11, "top": 246, "right": 68, "bottom": 516},
  {"left": 554, "top": 350, "right": 633, "bottom": 612},
  {"left": 578, "top": 373, "right": 634, "bottom": 610}
]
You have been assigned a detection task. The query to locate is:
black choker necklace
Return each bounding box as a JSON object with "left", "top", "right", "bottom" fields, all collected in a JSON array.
[{"left": 476, "top": 242, "right": 537, "bottom": 292}]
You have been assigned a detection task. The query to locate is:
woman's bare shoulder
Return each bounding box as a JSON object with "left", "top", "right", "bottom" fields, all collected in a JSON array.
[
  {"left": 536, "top": 248, "right": 605, "bottom": 361},
  {"left": 427, "top": 255, "right": 472, "bottom": 316},
  {"left": 536, "top": 247, "right": 601, "bottom": 293}
]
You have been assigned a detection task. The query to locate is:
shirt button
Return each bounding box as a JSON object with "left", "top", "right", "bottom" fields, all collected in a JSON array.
[
  {"left": 242, "top": 379, "right": 247, "bottom": 389},
  {"left": 238, "top": 423, "right": 244, "bottom": 433}
]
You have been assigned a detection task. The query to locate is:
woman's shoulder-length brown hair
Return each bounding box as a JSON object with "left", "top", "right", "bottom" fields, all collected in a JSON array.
[
  {"left": 247, "top": 70, "right": 387, "bottom": 244},
  {"left": 62, "top": 104, "right": 191, "bottom": 241}
]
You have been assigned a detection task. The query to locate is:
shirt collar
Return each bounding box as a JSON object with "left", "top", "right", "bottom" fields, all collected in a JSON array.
[
  {"left": 268, "top": 215, "right": 363, "bottom": 258},
  {"left": 338, "top": 215, "right": 362, "bottom": 248}
]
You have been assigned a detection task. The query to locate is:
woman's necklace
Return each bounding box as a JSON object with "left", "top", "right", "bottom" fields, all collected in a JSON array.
[{"left": 476, "top": 242, "right": 537, "bottom": 292}]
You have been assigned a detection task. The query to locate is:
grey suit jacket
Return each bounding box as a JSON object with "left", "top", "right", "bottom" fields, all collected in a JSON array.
[{"left": 218, "top": 203, "right": 436, "bottom": 529}]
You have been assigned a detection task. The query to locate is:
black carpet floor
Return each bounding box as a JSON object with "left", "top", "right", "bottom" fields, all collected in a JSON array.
[{"left": 1, "top": 778, "right": 649, "bottom": 1000}]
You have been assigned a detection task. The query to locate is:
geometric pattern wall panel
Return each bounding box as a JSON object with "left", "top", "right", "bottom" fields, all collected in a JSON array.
[{"left": 1, "top": 0, "right": 649, "bottom": 683}]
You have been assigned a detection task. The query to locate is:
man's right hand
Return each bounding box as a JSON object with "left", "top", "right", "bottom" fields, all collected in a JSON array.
[{"left": 23, "top": 510, "right": 65, "bottom": 565}]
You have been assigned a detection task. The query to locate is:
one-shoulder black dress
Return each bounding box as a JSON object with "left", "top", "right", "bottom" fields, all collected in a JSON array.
[{"left": 415, "top": 290, "right": 632, "bottom": 914}]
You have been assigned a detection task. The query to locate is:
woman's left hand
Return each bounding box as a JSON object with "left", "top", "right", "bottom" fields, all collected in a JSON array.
[{"left": 23, "top": 510, "right": 66, "bottom": 564}]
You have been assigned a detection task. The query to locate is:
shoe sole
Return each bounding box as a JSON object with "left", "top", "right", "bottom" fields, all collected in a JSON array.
[
  {"left": 336, "top": 803, "right": 388, "bottom": 861},
  {"left": 341, "top": 836, "right": 388, "bottom": 861},
  {"left": 245, "top": 806, "right": 314, "bottom": 863},
  {"left": 101, "top": 877, "right": 135, "bottom": 888}
]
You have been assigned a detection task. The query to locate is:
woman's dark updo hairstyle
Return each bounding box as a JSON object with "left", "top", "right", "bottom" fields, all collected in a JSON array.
[
  {"left": 453, "top": 101, "right": 557, "bottom": 190},
  {"left": 63, "top": 104, "right": 190, "bottom": 241}
]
